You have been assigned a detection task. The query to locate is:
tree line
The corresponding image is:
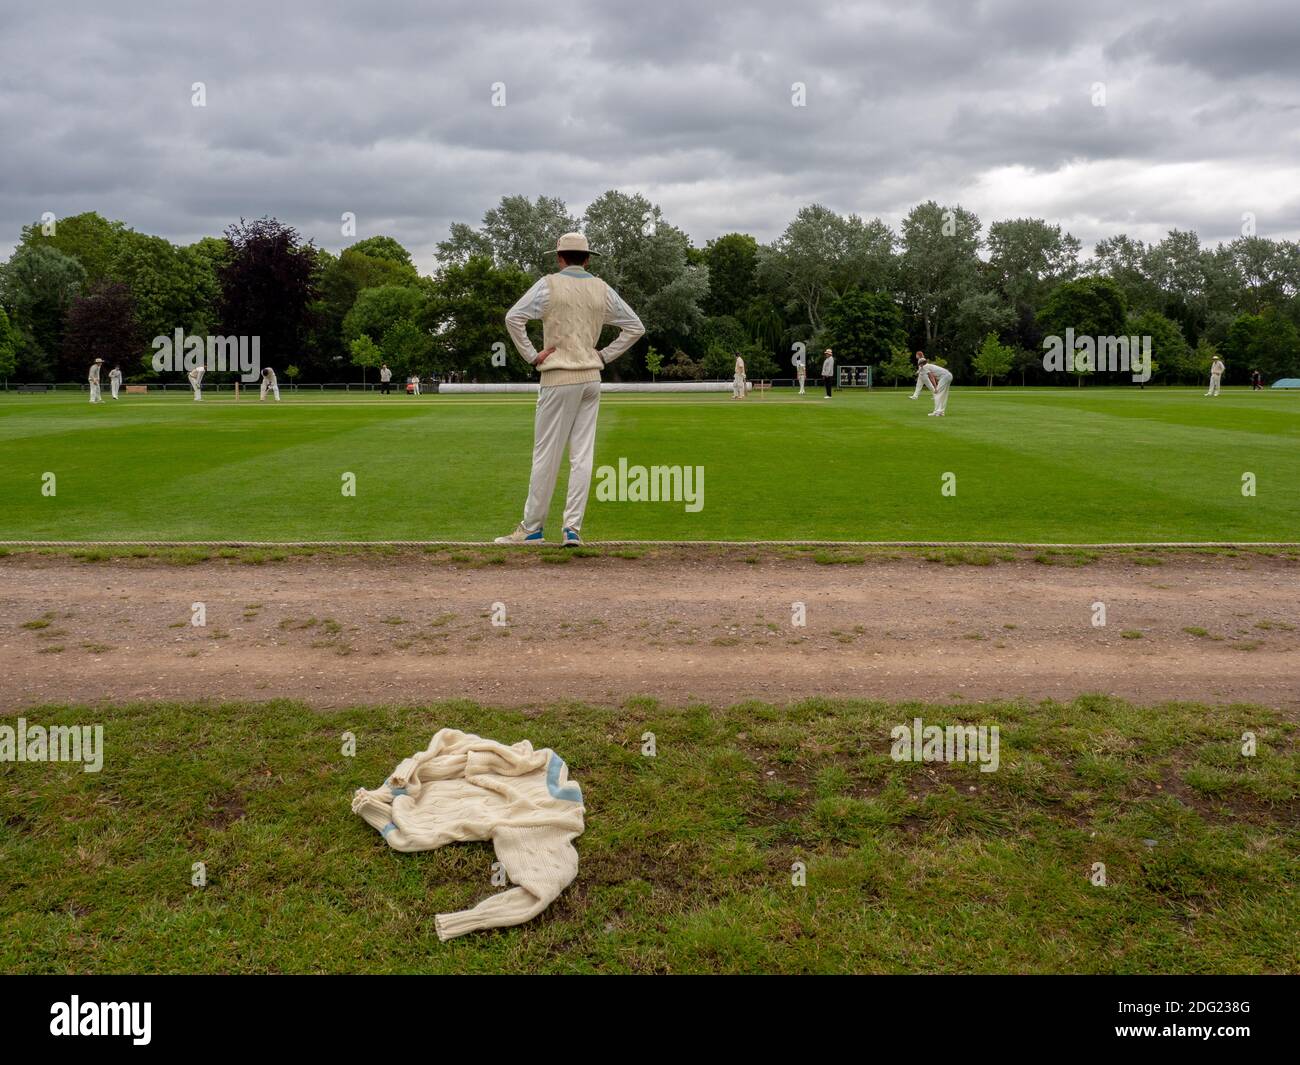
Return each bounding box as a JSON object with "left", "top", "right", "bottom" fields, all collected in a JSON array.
[{"left": 2, "top": 193, "right": 1298, "bottom": 385}]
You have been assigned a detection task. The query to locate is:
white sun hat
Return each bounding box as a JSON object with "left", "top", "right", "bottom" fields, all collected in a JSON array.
[{"left": 556, "top": 231, "right": 598, "bottom": 255}]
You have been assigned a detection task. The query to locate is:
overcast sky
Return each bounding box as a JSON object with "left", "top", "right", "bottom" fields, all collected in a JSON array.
[{"left": 2, "top": 0, "right": 1298, "bottom": 271}]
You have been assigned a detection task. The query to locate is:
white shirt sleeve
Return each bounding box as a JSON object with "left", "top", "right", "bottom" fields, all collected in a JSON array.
[
  {"left": 910, "top": 366, "right": 928, "bottom": 398},
  {"left": 504, "top": 277, "right": 550, "bottom": 364},
  {"left": 599, "top": 286, "right": 645, "bottom": 365}
]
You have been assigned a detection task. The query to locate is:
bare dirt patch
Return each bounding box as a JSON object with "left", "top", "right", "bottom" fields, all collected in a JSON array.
[{"left": 2, "top": 548, "right": 1298, "bottom": 711}]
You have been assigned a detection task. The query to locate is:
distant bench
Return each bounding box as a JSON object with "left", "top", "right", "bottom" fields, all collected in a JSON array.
[
  {"left": 16, "top": 384, "right": 50, "bottom": 393},
  {"left": 125, "top": 384, "right": 149, "bottom": 394}
]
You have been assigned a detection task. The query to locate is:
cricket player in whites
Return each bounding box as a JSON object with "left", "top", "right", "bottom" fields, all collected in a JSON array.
[
  {"left": 87, "top": 358, "right": 103, "bottom": 403},
  {"left": 259, "top": 366, "right": 280, "bottom": 401},
  {"left": 732, "top": 353, "right": 747, "bottom": 399},
  {"left": 1206, "top": 355, "right": 1225, "bottom": 396},
  {"left": 108, "top": 363, "right": 122, "bottom": 399},
  {"left": 910, "top": 353, "right": 952, "bottom": 416},
  {"left": 188, "top": 364, "right": 205, "bottom": 401},
  {"left": 794, "top": 349, "right": 806, "bottom": 394},
  {"left": 497, "top": 232, "right": 645, "bottom": 546}
]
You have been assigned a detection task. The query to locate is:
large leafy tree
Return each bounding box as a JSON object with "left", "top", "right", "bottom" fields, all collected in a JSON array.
[
  {"left": 758, "top": 205, "right": 895, "bottom": 334},
  {"left": 986, "top": 218, "right": 1079, "bottom": 351},
  {"left": 1037, "top": 276, "right": 1128, "bottom": 341},
  {"left": 1092, "top": 234, "right": 1159, "bottom": 316},
  {"left": 703, "top": 233, "right": 759, "bottom": 317},
  {"left": 0, "top": 306, "right": 17, "bottom": 381},
  {"left": 437, "top": 195, "right": 580, "bottom": 278},
  {"left": 0, "top": 243, "right": 85, "bottom": 374},
  {"left": 822, "top": 290, "right": 906, "bottom": 365},
  {"left": 218, "top": 217, "right": 319, "bottom": 368},
  {"left": 898, "top": 201, "right": 982, "bottom": 358},
  {"left": 18, "top": 211, "right": 127, "bottom": 283},
  {"left": 1128, "top": 309, "right": 1189, "bottom": 382},
  {"left": 342, "top": 284, "right": 426, "bottom": 345},
  {"left": 1226, "top": 237, "right": 1300, "bottom": 315},
  {"left": 1144, "top": 230, "right": 1213, "bottom": 347},
  {"left": 950, "top": 291, "right": 1016, "bottom": 368},
  {"left": 61, "top": 279, "right": 141, "bottom": 378},
  {"left": 1223, "top": 309, "right": 1300, "bottom": 380},
  {"left": 581, "top": 190, "right": 706, "bottom": 360},
  {"left": 345, "top": 235, "right": 414, "bottom": 269},
  {"left": 111, "top": 231, "right": 219, "bottom": 352},
  {"left": 423, "top": 256, "right": 532, "bottom": 380},
  {"left": 987, "top": 218, "right": 1081, "bottom": 309},
  {"left": 311, "top": 246, "right": 422, "bottom": 373}
]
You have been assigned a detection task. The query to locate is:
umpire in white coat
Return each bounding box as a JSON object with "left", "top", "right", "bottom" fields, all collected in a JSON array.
[{"left": 497, "top": 232, "right": 645, "bottom": 547}]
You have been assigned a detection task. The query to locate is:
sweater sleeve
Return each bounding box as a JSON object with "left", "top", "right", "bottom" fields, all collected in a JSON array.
[
  {"left": 598, "top": 286, "right": 645, "bottom": 366},
  {"left": 910, "top": 367, "right": 927, "bottom": 398},
  {"left": 434, "top": 825, "right": 579, "bottom": 940},
  {"left": 504, "top": 277, "right": 549, "bottom": 364}
]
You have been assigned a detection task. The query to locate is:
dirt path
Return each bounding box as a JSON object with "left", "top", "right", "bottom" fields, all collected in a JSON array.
[{"left": 2, "top": 550, "right": 1298, "bottom": 711}]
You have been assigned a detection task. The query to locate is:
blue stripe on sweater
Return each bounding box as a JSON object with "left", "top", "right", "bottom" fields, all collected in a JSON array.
[{"left": 546, "top": 753, "right": 583, "bottom": 802}]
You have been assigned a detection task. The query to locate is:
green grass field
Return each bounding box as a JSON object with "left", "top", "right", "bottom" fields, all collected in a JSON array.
[
  {"left": 1, "top": 696, "right": 1294, "bottom": 974},
  {"left": 1, "top": 387, "right": 1296, "bottom": 542}
]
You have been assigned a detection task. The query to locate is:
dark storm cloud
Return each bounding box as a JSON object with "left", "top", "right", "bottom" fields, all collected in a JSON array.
[{"left": 1, "top": 0, "right": 1297, "bottom": 271}]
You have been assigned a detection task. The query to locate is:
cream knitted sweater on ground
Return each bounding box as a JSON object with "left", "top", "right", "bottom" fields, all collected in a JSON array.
[{"left": 351, "top": 729, "right": 585, "bottom": 940}]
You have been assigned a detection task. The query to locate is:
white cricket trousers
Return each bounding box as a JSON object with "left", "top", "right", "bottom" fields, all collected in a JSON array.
[
  {"left": 797, "top": 372, "right": 805, "bottom": 394},
  {"left": 934, "top": 377, "right": 950, "bottom": 413},
  {"left": 89, "top": 383, "right": 101, "bottom": 403},
  {"left": 1208, "top": 373, "right": 1221, "bottom": 396},
  {"left": 522, "top": 381, "right": 601, "bottom": 534},
  {"left": 110, "top": 380, "right": 119, "bottom": 398},
  {"left": 732, "top": 373, "right": 745, "bottom": 398},
  {"left": 260, "top": 380, "right": 280, "bottom": 401}
]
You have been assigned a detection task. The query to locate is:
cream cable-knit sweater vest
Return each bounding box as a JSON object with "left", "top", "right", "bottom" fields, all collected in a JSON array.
[
  {"left": 539, "top": 270, "right": 610, "bottom": 387},
  {"left": 352, "top": 729, "right": 585, "bottom": 940}
]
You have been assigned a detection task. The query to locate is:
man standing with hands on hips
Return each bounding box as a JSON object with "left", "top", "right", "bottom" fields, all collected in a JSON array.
[{"left": 497, "top": 232, "right": 645, "bottom": 547}]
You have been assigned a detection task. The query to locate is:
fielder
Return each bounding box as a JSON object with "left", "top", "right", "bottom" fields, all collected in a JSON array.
[
  {"left": 732, "top": 354, "right": 746, "bottom": 399},
  {"left": 259, "top": 366, "right": 280, "bottom": 401},
  {"left": 794, "top": 349, "right": 806, "bottom": 394},
  {"left": 188, "top": 364, "right": 205, "bottom": 401},
  {"left": 496, "top": 231, "right": 645, "bottom": 546},
  {"left": 108, "top": 364, "right": 122, "bottom": 399},
  {"left": 1206, "top": 355, "right": 1225, "bottom": 396},
  {"left": 821, "top": 349, "right": 834, "bottom": 398},
  {"left": 910, "top": 353, "right": 952, "bottom": 416},
  {"left": 87, "top": 358, "right": 103, "bottom": 403},
  {"left": 380, "top": 363, "right": 392, "bottom": 394}
]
